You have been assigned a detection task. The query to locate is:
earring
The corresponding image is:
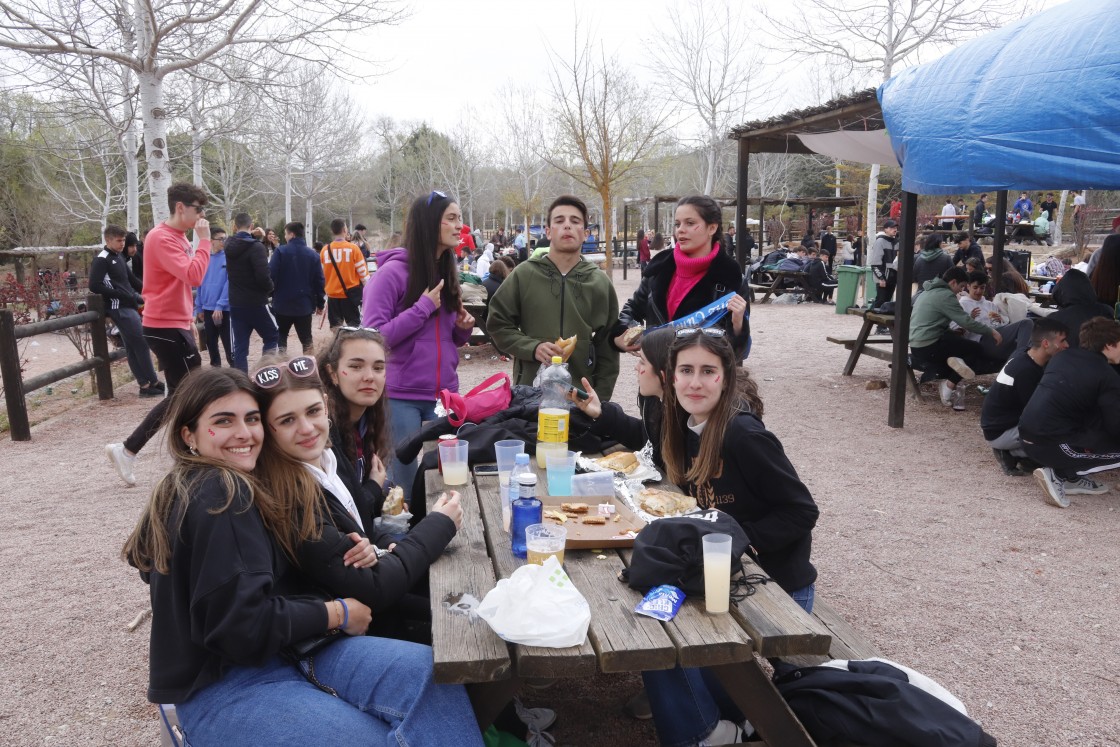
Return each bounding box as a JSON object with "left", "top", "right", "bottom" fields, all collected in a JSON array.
[{"left": 188, "top": 444, "right": 199, "bottom": 456}]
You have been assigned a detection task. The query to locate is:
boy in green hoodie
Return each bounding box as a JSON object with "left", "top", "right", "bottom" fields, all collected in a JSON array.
[{"left": 486, "top": 195, "right": 621, "bottom": 400}]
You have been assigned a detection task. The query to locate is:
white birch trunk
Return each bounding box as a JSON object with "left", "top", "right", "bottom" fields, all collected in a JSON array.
[
  {"left": 703, "top": 133, "right": 717, "bottom": 196},
  {"left": 1054, "top": 189, "right": 1069, "bottom": 245},
  {"left": 191, "top": 126, "right": 203, "bottom": 187},
  {"left": 137, "top": 70, "right": 171, "bottom": 223},
  {"left": 122, "top": 125, "right": 140, "bottom": 231},
  {"left": 284, "top": 166, "right": 293, "bottom": 223},
  {"left": 865, "top": 162, "right": 880, "bottom": 266},
  {"left": 304, "top": 172, "right": 314, "bottom": 234}
]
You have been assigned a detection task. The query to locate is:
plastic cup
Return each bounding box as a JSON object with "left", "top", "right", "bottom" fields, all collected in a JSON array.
[
  {"left": 702, "top": 533, "right": 732, "bottom": 614},
  {"left": 439, "top": 439, "right": 470, "bottom": 486},
  {"left": 545, "top": 451, "right": 577, "bottom": 496},
  {"left": 494, "top": 440, "right": 524, "bottom": 531},
  {"left": 525, "top": 522, "right": 566, "bottom": 565}
]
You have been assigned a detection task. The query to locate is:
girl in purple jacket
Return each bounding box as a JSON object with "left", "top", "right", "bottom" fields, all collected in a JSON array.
[{"left": 362, "top": 191, "right": 475, "bottom": 494}]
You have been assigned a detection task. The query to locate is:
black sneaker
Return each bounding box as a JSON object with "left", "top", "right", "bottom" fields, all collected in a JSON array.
[
  {"left": 139, "top": 386, "right": 163, "bottom": 398},
  {"left": 151, "top": 381, "right": 166, "bottom": 392},
  {"left": 992, "top": 448, "right": 1025, "bottom": 476}
]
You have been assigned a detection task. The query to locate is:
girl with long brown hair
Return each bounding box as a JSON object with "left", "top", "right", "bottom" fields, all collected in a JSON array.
[
  {"left": 361, "top": 190, "right": 475, "bottom": 496},
  {"left": 644, "top": 328, "right": 818, "bottom": 746},
  {"left": 122, "top": 367, "right": 480, "bottom": 744}
]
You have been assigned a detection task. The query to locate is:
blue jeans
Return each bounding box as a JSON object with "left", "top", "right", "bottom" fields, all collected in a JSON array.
[
  {"left": 230, "top": 304, "right": 279, "bottom": 372},
  {"left": 175, "top": 636, "right": 481, "bottom": 747},
  {"left": 644, "top": 583, "right": 816, "bottom": 747},
  {"left": 387, "top": 398, "right": 437, "bottom": 495}
]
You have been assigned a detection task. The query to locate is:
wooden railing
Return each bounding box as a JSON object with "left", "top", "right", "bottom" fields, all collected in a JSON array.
[{"left": 0, "top": 294, "right": 124, "bottom": 441}]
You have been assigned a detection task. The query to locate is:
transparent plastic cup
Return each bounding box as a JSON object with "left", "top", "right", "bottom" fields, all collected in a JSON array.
[
  {"left": 525, "top": 522, "right": 567, "bottom": 566},
  {"left": 545, "top": 451, "right": 577, "bottom": 496},
  {"left": 702, "top": 533, "right": 732, "bottom": 614},
  {"left": 439, "top": 439, "right": 470, "bottom": 486}
]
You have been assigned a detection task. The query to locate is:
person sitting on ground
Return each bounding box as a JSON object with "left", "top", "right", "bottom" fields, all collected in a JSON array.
[
  {"left": 913, "top": 233, "right": 953, "bottom": 300},
  {"left": 1021, "top": 317, "right": 1120, "bottom": 509},
  {"left": 909, "top": 267, "right": 1002, "bottom": 410},
  {"left": 1033, "top": 212, "right": 1052, "bottom": 245},
  {"left": 1036, "top": 254, "right": 1067, "bottom": 277},
  {"left": 1046, "top": 269, "right": 1113, "bottom": 349},
  {"left": 802, "top": 248, "right": 838, "bottom": 303},
  {"left": 981, "top": 318, "right": 1069, "bottom": 476},
  {"left": 952, "top": 232, "right": 984, "bottom": 267},
  {"left": 953, "top": 272, "right": 1008, "bottom": 340}
]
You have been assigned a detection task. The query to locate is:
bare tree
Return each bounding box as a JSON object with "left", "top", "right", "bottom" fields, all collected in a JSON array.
[
  {"left": 648, "top": 0, "right": 771, "bottom": 196},
  {"left": 497, "top": 84, "right": 548, "bottom": 240},
  {"left": 545, "top": 24, "right": 671, "bottom": 275},
  {"left": 30, "top": 112, "right": 126, "bottom": 229},
  {"left": 768, "top": 0, "right": 1031, "bottom": 240},
  {"left": 0, "top": 0, "right": 402, "bottom": 222}
]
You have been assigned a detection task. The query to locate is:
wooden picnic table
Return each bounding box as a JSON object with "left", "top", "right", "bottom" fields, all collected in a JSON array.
[
  {"left": 425, "top": 455, "right": 834, "bottom": 746},
  {"left": 828, "top": 309, "right": 924, "bottom": 399},
  {"left": 748, "top": 270, "right": 810, "bottom": 304}
]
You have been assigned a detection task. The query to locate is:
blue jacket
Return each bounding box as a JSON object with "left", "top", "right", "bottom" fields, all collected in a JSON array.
[
  {"left": 194, "top": 250, "right": 229, "bottom": 314},
  {"left": 269, "top": 238, "right": 326, "bottom": 316}
]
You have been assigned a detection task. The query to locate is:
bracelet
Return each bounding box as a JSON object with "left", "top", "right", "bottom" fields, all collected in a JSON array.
[{"left": 338, "top": 598, "right": 349, "bottom": 631}]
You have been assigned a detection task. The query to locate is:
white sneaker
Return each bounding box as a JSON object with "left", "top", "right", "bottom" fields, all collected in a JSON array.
[
  {"left": 1063, "top": 476, "right": 1109, "bottom": 495},
  {"left": 939, "top": 380, "right": 954, "bottom": 406},
  {"left": 106, "top": 443, "right": 137, "bottom": 486},
  {"left": 700, "top": 719, "right": 744, "bottom": 746},
  {"left": 952, "top": 384, "right": 967, "bottom": 411},
  {"left": 947, "top": 357, "right": 976, "bottom": 380},
  {"left": 1034, "top": 467, "right": 1069, "bottom": 508}
]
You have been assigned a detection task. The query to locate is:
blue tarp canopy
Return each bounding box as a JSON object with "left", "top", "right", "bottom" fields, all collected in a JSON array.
[{"left": 878, "top": 0, "right": 1120, "bottom": 195}]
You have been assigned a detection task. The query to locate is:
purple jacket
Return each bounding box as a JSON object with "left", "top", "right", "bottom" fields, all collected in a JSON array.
[{"left": 362, "top": 248, "right": 471, "bottom": 400}]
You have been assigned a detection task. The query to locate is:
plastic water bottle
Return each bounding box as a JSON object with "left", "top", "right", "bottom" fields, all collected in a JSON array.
[
  {"left": 510, "top": 473, "right": 541, "bottom": 559},
  {"left": 537, "top": 356, "right": 572, "bottom": 468},
  {"left": 504, "top": 453, "right": 532, "bottom": 532}
]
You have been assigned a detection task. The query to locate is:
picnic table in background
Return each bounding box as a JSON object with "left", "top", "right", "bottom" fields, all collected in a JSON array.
[
  {"left": 748, "top": 270, "right": 810, "bottom": 304},
  {"left": 828, "top": 309, "right": 925, "bottom": 399},
  {"left": 424, "top": 451, "right": 835, "bottom": 746}
]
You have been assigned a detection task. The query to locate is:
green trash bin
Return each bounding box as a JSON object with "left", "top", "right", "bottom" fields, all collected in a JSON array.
[{"left": 834, "top": 265, "right": 863, "bottom": 314}]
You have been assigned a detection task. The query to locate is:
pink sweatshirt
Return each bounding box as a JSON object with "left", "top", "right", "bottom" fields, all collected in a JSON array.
[{"left": 141, "top": 222, "right": 211, "bottom": 329}]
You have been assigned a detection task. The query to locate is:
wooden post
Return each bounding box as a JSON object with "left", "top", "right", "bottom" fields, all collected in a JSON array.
[
  {"left": 0, "top": 309, "right": 30, "bottom": 440},
  {"left": 653, "top": 199, "right": 660, "bottom": 241},
  {"left": 87, "top": 294, "right": 114, "bottom": 400},
  {"left": 992, "top": 190, "right": 1008, "bottom": 284},
  {"left": 888, "top": 191, "right": 919, "bottom": 429},
  {"left": 736, "top": 141, "right": 750, "bottom": 271}
]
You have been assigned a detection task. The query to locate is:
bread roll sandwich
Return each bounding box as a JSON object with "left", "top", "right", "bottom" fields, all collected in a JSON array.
[
  {"left": 596, "top": 451, "right": 639, "bottom": 474},
  {"left": 555, "top": 335, "right": 577, "bottom": 362},
  {"left": 382, "top": 486, "right": 406, "bottom": 516},
  {"left": 638, "top": 487, "right": 697, "bottom": 517},
  {"left": 621, "top": 326, "right": 644, "bottom": 347}
]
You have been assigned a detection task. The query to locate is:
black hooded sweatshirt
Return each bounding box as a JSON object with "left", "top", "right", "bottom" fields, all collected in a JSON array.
[
  {"left": 1047, "top": 269, "right": 1113, "bottom": 348},
  {"left": 224, "top": 231, "right": 274, "bottom": 306}
]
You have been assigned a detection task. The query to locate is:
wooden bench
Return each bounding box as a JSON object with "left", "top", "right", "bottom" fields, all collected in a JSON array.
[
  {"left": 749, "top": 270, "right": 810, "bottom": 304},
  {"left": 831, "top": 310, "right": 926, "bottom": 400}
]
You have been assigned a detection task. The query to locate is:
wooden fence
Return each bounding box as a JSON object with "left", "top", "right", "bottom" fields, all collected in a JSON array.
[{"left": 0, "top": 294, "right": 124, "bottom": 441}]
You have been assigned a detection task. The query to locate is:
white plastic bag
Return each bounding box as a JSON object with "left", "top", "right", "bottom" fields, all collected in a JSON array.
[{"left": 477, "top": 556, "right": 590, "bottom": 648}]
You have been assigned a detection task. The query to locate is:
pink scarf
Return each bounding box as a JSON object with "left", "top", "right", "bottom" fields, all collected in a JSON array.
[{"left": 667, "top": 242, "right": 720, "bottom": 319}]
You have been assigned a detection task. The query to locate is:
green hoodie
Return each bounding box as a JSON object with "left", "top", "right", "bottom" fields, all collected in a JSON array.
[
  {"left": 909, "top": 277, "right": 996, "bottom": 348},
  {"left": 486, "top": 253, "right": 621, "bottom": 399}
]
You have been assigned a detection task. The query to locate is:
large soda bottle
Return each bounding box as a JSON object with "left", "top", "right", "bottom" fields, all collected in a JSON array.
[
  {"left": 510, "top": 473, "right": 542, "bottom": 559},
  {"left": 504, "top": 453, "right": 532, "bottom": 532},
  {"left": 537, "top": 356, "right": 572, "bottom": 468}
]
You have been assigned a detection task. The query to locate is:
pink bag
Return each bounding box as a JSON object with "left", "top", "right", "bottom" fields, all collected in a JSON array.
[{"left": 440, "top": 373, "right": 512, "bottom": 427}]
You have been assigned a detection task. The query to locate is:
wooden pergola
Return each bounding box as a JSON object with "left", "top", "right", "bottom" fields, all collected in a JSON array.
[
  {"left": 730, "top": 89, "right": 1018, "bottom": 428},
  {"left": 0, "top": 245, "right": 103, "bottom": 284}
]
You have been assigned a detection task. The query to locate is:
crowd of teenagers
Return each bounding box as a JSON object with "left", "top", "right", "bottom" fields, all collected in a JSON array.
[{"left": 102, "top": 182, "right": 838, "bottom": 745}]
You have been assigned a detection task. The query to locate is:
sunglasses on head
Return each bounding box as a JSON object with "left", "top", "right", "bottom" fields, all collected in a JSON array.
[
  {"left": 252, "top": 356, "right": 317, "bottom": 389},
  {"left": 675, "top": 327, "right": 726, "bottom": 338},
  {"left": 427, "top": 190, "right": 447, "bottom": 206},
  {"left": 338, "top": 325, "right": 380, "bottom": 334}
]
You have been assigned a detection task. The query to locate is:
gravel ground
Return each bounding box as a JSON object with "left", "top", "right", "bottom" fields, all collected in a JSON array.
[{"left": 2, "top": 274, "right": 1118, "bottom": 746}]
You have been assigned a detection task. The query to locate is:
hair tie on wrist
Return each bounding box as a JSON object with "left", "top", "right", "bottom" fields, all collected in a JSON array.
[{"left": 338, "top": 598, "right": 349, "bottom": 631}]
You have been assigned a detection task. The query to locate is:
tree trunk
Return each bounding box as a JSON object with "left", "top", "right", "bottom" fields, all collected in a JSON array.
[
  {"left": 601, "top": 188, "right": 614, "bottom": 280},
  {"left": 865, "top": 162, "right": 880, "bottom": 265},
  {"left": 284, "top": 166, "right": 293, "bottom": 223},
  {"left": 704, "top": 136, "right": 717, "bottom": 196},
  {"left": 137, "top": 70, "right": 171, "bottom": 224},
  {"left": 122, "top": 125, "right": 140, "bottom": 231},
  {"left": 305, "top": 173, "right": 314, "bottom": 235},
  {"left": 1054, "top": 189, "right": 1069, "bottom": 245},
  {"left": 191, "top": 125, "right": 203, "bottom": 187}
]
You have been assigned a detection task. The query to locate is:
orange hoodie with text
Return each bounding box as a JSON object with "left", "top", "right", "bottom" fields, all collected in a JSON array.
[{"left": 320, "top": 240, "right": 369, "bottom": 298}]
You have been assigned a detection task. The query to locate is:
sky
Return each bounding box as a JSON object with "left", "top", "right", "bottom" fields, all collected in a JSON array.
[{"left": 348, "top": 0, "right": 1068, "bottom": 141}]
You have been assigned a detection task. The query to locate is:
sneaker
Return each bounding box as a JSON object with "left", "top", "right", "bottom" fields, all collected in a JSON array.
[
  {"left": 1063, "top": 476, "right": 1109, "bottom": 495},
  {"left": 139, "top": 386, "right": 162, "bottom": 398},
  {"left": 952, "top": 384, "right": 967, "bottom": 411},
  {"left": 700, "top": 719, "right": 744, "bottom": 746},
  {"left": 947, "top": 357, "right": 976, "bottom": 380},
  {"left": 939, "top": 380, "right": 954, "bottom": 406},
  {"left": 514, "top": 698, "right": 557, "bottom": 747},
  {"left": 622, "top": 688, "right": 652, "bottom": 720},
  {"left": 106, "top": 443, "right": 137, "bottom": 487},
  {"left": 992, "top": 448, "right": 1026, "bottom": 476},
  {"left": 1033, "top": 467, "right": 1069, "bottom": 508},
  {"left": 151, "top": 381, "right": 166, "bottom": 392}
]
